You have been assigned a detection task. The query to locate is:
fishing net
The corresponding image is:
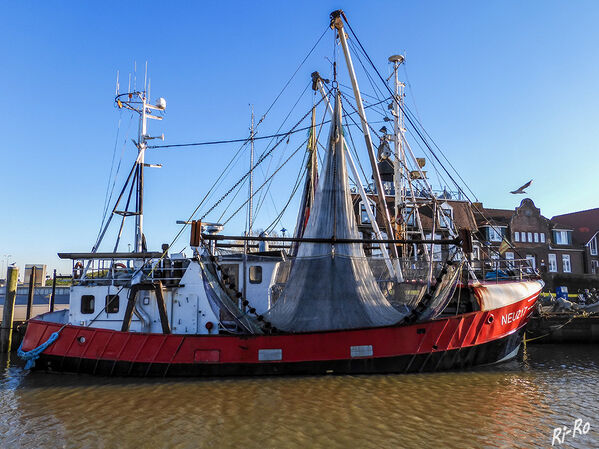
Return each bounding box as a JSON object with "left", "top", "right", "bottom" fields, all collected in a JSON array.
[{"left": 264, "top": 94, "right": 409, "bottom": 332}]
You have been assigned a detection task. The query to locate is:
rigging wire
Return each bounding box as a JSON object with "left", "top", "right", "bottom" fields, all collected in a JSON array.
[
  {"left": 199, "top": 96, "right": 325, "bottom": 224},
  {"left": 342, "top": 108, "right": 370, "bottom": 185},
  {"left": 98, "top": 113, "right": 134, "bottom": 238},
  {"left": 253, "top": 81, "right": 312, "bottom": 220},
  {"left": 262, "top": 99, "right": 331, "bottom": 234},
  {"left": 222, "top": 135, "right": 310, "bottom": 227},
  {"left": 263, "top": 152, "right": 308, "bottom": 235},
  {"left": 342, "top": 15, "right": 478, "bottom": 206},
  {"left": 341, "top": 16, "right": 519, "bottom": 259},
  {"left": 254, "top": 26, "right": 329, "bottom": 129},
  {"left": 146, "top": 97, "right": 389, "bottom": 151}
]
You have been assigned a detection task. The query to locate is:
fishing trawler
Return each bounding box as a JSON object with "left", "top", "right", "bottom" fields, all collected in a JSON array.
[{"left": 19, "top": 11, "right": 543, "bottom": 376}]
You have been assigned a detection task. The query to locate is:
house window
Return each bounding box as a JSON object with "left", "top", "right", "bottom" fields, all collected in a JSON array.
[
  {"left": 505, "top": 251, "right": 515, "bottom": 268},
  {"left": 525, "top": 254, "right": 536, "bottom": 270},
  {"left": 562, "top": 254, "right": 571, "bottom": 273},
  {"left": 540, "top": 233, "right": 546, "bottom": 243},
  {"left": 592, "top": 260, "right": 599, "bottom": 274},
  {"left": 527, "top": 232, "right": 533, "bottom": 242},
  {"left": 249, "top": 266, "right": 263, "bottom": 284},
  {"left": 520, "top": 232, "right": 526, "bottom": 243},
  {"left": 590, "top": 236, "right": 598, "bottom": 256},
  {"left": 514, "top": 232, "right": 520, "bottom": 242},
  {"left": 426, "top": 233, "right": 443, "bottom": 261},
  {"left": 81, "top": 295, "right": 95, "bottom": 314},
  {"left": 105, "top": 295, "right": 119, "bottom": 314},
  {"left": 548, "top": 254, "right": 557, "bottom": 272},
  {"left": 534, "top": 233, "right": 539, "bottom": 243},
  {"left": 472, "top": 246, "right": 480, "bottom": 261},
  {"left": 553, "top": 230, "right": 572, "bottom": 245},
  {"left": 360, "top": 200, "right": 376, "bottom": 224},
  {"left": 487, "top": 227, "right": 504, "bottom": 242}
]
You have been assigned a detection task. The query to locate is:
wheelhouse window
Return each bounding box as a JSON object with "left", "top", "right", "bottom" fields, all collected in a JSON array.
[
  {"left": 548, "top": 254, "right": 557, "bottom": 272},
  {"left": 249, "top": 266, "right": 263, "bottom": 284},
  {"left": 105, "top": 295, "right": 119, "bottom": 314},
  {"left": 562, "top": 254, "right": 572, "bottom": 273},
  {"left": 553, "top": 230, "right": 572, "bottom": 245},
  {"left": 81, "top": 295, "right": 95, "bottom": 314}
]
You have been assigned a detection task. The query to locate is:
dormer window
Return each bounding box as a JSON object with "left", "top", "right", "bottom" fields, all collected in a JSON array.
[
  {"left": 553, "top": 230, "right": 572, "bottom": 245},
  {"left": 438, "top": 203, "right": 453, "bottom": 229},
  {"left": 590, "top": 235, "right": 598, "bottom": 256}
]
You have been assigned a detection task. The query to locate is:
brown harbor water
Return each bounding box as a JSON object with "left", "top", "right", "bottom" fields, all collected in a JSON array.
[{"left": 0, "top": 344, "right": 597, "bottom": 449}]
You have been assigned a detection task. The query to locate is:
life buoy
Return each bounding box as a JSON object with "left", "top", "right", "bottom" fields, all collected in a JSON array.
[
  {"left": 74, "top": 261, "right": 83, "bottom": 279},
  {"left": 114, "top": 262, "right": 127, "bottom": 270}
]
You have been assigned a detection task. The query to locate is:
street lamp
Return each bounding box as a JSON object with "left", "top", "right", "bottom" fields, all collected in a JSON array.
[{"left": 2, "top": 254, "right": 11, "bottom": 277}]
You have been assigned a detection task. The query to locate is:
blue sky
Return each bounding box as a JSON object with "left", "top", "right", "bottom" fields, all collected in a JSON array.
[{"left": 2, "top": 1, "right": 598, "bottom": 276}]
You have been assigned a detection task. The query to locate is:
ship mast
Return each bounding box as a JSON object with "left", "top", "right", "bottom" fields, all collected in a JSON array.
[
  {"left": 135, "top": 93, "right": 148, "bottom": 253},
  {"left": 389, "top": 55, "right": 406, "bottom": 239},
  {"left": 132, "top": 89, "right": 166, "bottom": 252},
  {"left": 330, "top": 11, "right": 400, "bottom": 261},
  {"left": 92, "top": 79, "right": 166, "bottom": 256},
  {"left": 247, "top": 106, "right": 255, "bottom": 238}
]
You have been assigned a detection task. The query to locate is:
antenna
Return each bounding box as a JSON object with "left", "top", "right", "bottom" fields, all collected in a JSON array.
[
  {"left": 128, "top": 73, "right": 131, "bottom": 93},
  {"left": 148, "top": 78, "right": 151, "bottom": 102},
  {"left": 144, "top": 61, "right": 148, "bottom": 93},
  {"left": 247, "top": 104, "right": 255, "bottom": 237},
  {"left": 133, "top": 60, "right": 137, "bottom": 91},
  {"left": 115, "top": 70, "right": 120, "bottom": 96}
]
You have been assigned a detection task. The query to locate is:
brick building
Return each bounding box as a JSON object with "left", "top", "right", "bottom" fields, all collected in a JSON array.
[{"left": 552, "top": 208, "right": 599, "bottom": 275}]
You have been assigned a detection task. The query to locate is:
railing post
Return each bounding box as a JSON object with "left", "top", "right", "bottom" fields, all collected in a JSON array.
[
  {"left": 26, "top": 266, "right": 36, "bottom": 321},
  {"left": 49, "top": 269, "right": 57, "bottom": 313}
]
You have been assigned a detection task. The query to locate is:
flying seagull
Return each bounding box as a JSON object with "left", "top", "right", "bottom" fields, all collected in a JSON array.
[{"left": 510, "top": 179, "right": 533, "bottom": 194}]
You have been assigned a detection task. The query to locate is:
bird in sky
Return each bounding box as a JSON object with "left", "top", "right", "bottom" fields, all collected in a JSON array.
[{"left": 510, "top": 180, "right": 533, "bottom": 194}]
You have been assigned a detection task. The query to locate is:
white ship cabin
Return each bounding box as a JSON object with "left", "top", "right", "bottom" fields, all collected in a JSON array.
[{"left": 59, "top": 250, "right": 284, "bottom": 335}]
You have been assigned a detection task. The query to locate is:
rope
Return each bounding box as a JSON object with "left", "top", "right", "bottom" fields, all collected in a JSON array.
[
  {"left": 523, "top": 314, "right": 577, "bottom": 343},
  {"left": 17, "top": 324, "right": 66, "bottom": 369}
]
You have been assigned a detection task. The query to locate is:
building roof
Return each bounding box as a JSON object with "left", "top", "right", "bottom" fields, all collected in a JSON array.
[
  {"left": 551, "top": 208, "right": 599, "bottom": 245},
  {"left": 473, "top": 207, "right": 513, "bottom": 226},
  {"left": 416, "top": 200, "right": 478, "bottom": 231}
]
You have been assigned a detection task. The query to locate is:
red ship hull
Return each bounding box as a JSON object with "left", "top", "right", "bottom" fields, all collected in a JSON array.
[{"left": 20, "top": 287, "right": 540, "bottom": 377}]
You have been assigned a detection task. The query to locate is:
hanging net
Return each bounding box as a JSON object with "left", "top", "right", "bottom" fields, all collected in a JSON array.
[{"left": 265, "top": 93, "right": 409, "bottom": 332}]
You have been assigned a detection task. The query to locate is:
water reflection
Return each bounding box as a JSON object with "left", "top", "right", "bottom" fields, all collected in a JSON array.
[{"left": 1, "top": 345, "right": 598, "bottom": 449}]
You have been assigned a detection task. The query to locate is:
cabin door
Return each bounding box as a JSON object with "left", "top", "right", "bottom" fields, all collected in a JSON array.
[{"left": 171, "top": 292, "right": 198, "bottom": 334}]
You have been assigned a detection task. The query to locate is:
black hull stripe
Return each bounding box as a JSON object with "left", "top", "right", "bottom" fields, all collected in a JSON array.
[{"left": 34, "top": 329, "right": 524, "bottom": 378}]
